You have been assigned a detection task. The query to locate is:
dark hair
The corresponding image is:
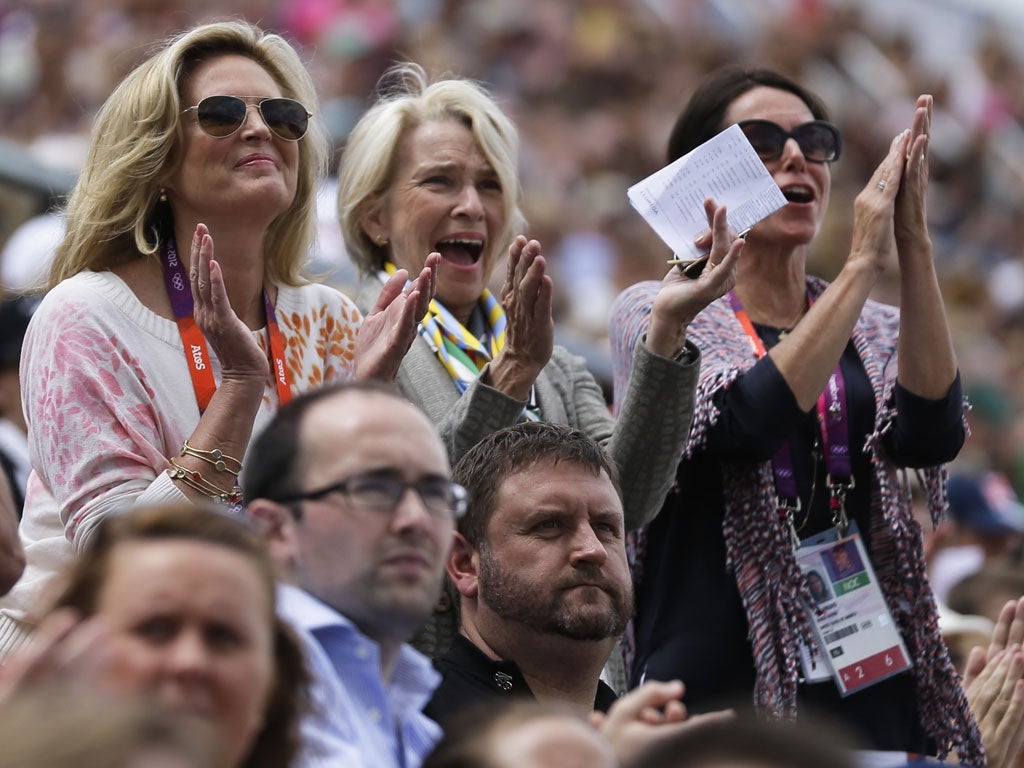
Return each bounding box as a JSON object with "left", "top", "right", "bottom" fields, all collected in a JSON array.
[
  {"left": 50, "top": 503, "right": 309, "bottom": 768},
  {"left": 666, "top": 67, "right": 831, "bottom": 164},
  {"left": 452, "top": 422, "right": 620, "bottom": 549},
  {"left": 631, "top": 714, "right": 858, "bottom": 768},
  {"left": 242, "top": 379, "right": 406, "bottom": 510},
  {"left": 422, "top": 699, "right": 599, "bottom": 768}
]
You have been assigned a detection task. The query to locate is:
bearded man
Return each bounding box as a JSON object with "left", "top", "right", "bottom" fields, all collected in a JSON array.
[{"left": 424, "top": 421, "right": 635, "bottom": 724}]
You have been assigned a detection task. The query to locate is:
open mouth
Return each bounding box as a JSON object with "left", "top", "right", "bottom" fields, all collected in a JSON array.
[
  {"left": 436, "top": 237, "right": 484, "bottom": 267},
  {"left": 781, "top": 185, "right": 813, "bottom": 204}
]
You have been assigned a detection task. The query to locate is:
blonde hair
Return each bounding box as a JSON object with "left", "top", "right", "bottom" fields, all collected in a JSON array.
[
  {"left": 49, "top": 20, "right": 330, "bottom": 289},
  {"left": 337, "top": 63, "right": 525, "bottom": 274}
]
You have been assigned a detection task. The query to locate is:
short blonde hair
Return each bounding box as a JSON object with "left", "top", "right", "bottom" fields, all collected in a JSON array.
[
  {"left": 49, "top": 20, "right": 330, "bottom": 289},
  {"left": 337, "top": 63, "right": 525, "bottom": 275}
]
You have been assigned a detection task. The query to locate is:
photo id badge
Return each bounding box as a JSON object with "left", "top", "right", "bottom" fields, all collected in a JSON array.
[{"left": 795, "top": 524, "right": 912, "bottom": 696}]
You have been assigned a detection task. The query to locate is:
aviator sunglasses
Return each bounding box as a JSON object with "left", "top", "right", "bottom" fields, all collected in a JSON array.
[
  {"left": 738, "top": 119, "right": 842, "bottom": 164},
  {"left": 181, "top": 95, "right": 311, "bottom": 141}
]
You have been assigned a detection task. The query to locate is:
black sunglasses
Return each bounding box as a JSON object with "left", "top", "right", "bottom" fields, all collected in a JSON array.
[
  {"left": 738, "top": 119, "right": 842, "bottom": 164},
  {"left": 181, "top": 95, "right": 311, "bottom": 141}
]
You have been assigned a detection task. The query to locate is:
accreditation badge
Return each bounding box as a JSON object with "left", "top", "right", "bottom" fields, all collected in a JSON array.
[{"left": 794, "top": 523, "right": 912, "bottom": 696}]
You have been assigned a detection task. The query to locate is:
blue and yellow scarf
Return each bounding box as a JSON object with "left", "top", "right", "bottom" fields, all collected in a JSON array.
[{"left": 382, "top": 263, "right": 539, "bottom": 420}]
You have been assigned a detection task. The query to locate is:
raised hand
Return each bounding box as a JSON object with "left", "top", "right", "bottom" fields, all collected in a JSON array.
[
  {"left": 993, "top": 599, "right": 1024, "bottom": 658},
  {"left": 960, "top": 598, "right": 1024, "bottom": 767},
  {"left": 589, "top": 679, "right": 735, "bottom": 768},
  {"left": 355, "top": 252, "right": 441, "bottom": 382},
  {"left": 848, "top": 129, "right": 912, "bottom": 273},
  {"left": 963, "top": 644, "right": 1024, "bottom": 768},
  {"left": 646, "top": 198, "right": 744, "bottom": 358},
  {"left": 485, "top": 235, "right": 554, "bottom": 401},
  {"left": 963, "top": 597, "right": 1024, "bottom": 693},
  {"left": 0, "top": 609, "right": 113, "bottom": 706},
  {"left": 188, "top": 223, "right": 268, "bottom": 383},
  {"left": 894, "top": 94, "right": 932, "bottom": 252}
]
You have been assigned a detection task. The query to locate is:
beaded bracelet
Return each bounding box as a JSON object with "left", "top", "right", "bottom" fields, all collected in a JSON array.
[
  {"left": 167, "top": 457, "right": 243, "bottom": 504},
  {"left": 180, "top": 439, "right": 242, "bottom": 477}
]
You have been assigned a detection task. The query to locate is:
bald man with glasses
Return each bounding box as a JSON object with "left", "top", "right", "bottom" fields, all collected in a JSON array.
[{"left": 244, "top": 380, "right": 464, "bottom": 768}]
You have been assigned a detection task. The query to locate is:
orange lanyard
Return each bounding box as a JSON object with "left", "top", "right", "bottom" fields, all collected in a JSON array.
[
  {"left": 161, "top": 238, "right": 292, "bottom": 413},
  {"left": 727, "top": 291, "right": 853, "bottom": 519}
]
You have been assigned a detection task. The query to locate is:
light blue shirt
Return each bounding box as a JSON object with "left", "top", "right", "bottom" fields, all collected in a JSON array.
[{"left": 278, "top": 583, "right": 443, "bottom": 768}]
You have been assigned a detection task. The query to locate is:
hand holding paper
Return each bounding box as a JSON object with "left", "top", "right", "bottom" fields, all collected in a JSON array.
[{"left": 628, "top": 123, "right": 788, "bottom": 263}]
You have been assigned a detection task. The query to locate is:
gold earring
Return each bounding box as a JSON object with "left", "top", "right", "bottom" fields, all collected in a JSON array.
[
  {"left": 159, "top": 187, "right": 167, "bottom": 202},
  {"left": 376, "top": 235, "right": 389, "bottom": 246}
]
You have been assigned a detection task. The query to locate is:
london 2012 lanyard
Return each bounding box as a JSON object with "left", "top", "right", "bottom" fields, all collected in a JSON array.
[
  {"left": 161, "top": 237, "right": 292, "bottom": 414},
  {"left": 729, "top": 293, "right": 907, "bottom": 695},
  {"left": 727, "top": 291, "right": 854, "bottom": 544}
]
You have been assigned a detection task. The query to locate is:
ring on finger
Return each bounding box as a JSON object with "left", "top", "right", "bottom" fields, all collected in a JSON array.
[{"left": 877, "top": 179, "right": 887, "bottom": 191}]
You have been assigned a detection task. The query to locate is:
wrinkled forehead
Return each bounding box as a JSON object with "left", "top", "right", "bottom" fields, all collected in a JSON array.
[
  {"left": 490, "top": 462, "right": 623, "bottom": 522},
  {"left": 395, "top": 117, "right": 495, "bottom": 174}
]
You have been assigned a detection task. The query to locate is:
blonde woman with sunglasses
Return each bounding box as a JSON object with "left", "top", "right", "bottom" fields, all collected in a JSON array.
[{"left": 0, "top": 20, "right": 435, "bottom": 654}]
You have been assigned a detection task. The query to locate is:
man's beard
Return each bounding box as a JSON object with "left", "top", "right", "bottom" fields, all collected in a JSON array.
[{"left": 477, "top": 549, "right": 633, "bottom": 641}]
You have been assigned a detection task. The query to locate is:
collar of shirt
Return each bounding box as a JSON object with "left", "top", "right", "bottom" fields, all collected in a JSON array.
[
  {"left": 429, "top": 634, "right": 618, "bottom": 720},
  {"left": 277, "top": 583, "right": 442, "bottom": 768}
]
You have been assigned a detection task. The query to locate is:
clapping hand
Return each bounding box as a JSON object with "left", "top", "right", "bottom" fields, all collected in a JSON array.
[
  {"left": 589, "top": 680, "right": 734, "bottom": 768},
  {"left": 484, "top": 235, "right": 554, "bottom": 401},
  {"left": 848, "top": 127, "right": 914, "bottom": 273},
  {"left": 964, "top": 597, "right": 1024, "bottom": 767},
  {"left": 189, "top": 223, "right": 269, "bottom": 384},
  {"left": 646, "top": 198, "right": 744, "bottom": 358},
  {"left": 355, "top": 252, "right": 440, "bottom": 382},
  {"left": 0, "top": 609, "right": 113, "bottom": 707},
  {"left": 894, "top": 94, "right": 932, "bottom": 253}
]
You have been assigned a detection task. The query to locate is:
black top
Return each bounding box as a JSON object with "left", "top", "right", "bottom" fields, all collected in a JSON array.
[
  {"left": 424, "top": 633, "right": 618, "bottom": 727},
  {"left": 630, "top": 328, "right": 965, "bottom": 753}
]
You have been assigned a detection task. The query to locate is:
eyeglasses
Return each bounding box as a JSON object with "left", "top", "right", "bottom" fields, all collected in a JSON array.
[
  {"left": 278, "top": 471, "right": 469, "bottom": 519},
  {"left": 181, "top": 95, "right": 311, "bottom": 141},
  {"left": 737, "top": 119, "right": 842, "bottom": 164}
]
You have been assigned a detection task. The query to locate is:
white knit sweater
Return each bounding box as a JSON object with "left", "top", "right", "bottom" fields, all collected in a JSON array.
[{"left": 0, "top": 270, "right": 361, "bottom": 651}]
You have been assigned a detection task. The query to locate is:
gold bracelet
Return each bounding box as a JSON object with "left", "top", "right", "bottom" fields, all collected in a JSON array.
[
  {"left": 180, "top": 439, "right": 242, "bottom": 477},
  {"left": 167, "top": 457, "right": 243, "bottom": 504}
]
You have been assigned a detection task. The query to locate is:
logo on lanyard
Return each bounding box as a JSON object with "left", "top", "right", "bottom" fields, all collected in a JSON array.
[
  {"left": 161, "top": 236, "right": 293, "bottom": 413},
  {"left": 190, "top": 344, "right": 207, "bottom": 371}
]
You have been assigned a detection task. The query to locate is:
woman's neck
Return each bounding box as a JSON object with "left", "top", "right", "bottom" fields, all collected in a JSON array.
[{"left": 733, "top": 244, "right": 809, "bottom": 328}]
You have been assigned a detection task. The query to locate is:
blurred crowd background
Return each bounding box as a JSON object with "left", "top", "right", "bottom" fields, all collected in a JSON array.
[{"left": 2, "top": 0, "right": 1024, "bottom": 549}]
